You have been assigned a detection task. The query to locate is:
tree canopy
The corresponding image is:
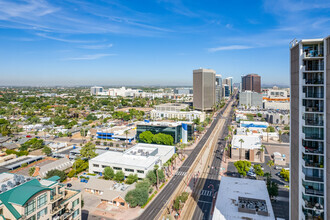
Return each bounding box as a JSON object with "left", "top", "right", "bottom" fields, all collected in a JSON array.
[
  {"left": 45, "top": 169, "right": 66, "bottom": 182},
  {"left": 80, "top": 142, "right": 97, "bottom": 159},
  {"left": 103, "top": 167, "right": 115, "bottom": 180},
  {"left": 234, "top": 160, "right": 251, "bottom": 177}
]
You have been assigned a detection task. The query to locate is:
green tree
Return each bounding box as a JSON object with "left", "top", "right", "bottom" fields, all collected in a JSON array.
[
  {"left": 173, "top": 196, "right": 182, "bottom": 211},
  {"left": 267, "top": 178, "right": 279, "bottom": 199},
  {"left": 125, "top": 187, "right": 149, "bottom": 207},
  {"left": 29, "top": 167, "right": 36, "bottom": 176},
  {"left": 135, "top": 179, "right": 151, "bottom": 191},
  {"left": 267, "top": 160, "right": 274, "bottom": 170},
  {"left": 45, "top": 169, "right": 66, "bottom": 182},
  {"left": 280, "top": 168, "right": 290, "bottom": 182},
  {"left": 114, "top": 171, "right": 125, "bottom": 182},
  {"left": 238, "top": 138, "right": 244, "bottom": 160},
  {"left": 234, "top": 160, "right": 251, "bottom": 177},
  {"left": 42, "top": 146, "right": 52, "bottom": 156},
  {"left": 146, "top": 170, "right": 157, "bottom": 185},
  {"left": 253, "top": 164, "right": 264, "bottom": 179},
  {"left": 80, "top": 142, "right": 97, "bottom": 159},
  {"left": 139, "top": 131, "right": 154, "bottom": 144},
  {"left": 126, "top": 174, "right": 138, "bottom": 184},
  {"left": 103, "top": 167, "right": 115, "bottom": 180},
  {"left": 152, "top": 133, "right": 174, "bottom": 145}
]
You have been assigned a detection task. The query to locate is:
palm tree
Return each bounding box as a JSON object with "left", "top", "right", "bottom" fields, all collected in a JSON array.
[
  {"left": 267, "top": 160, "right": 274, "bottom": 170},
  {"left": 266, "top": 127, "right": 271, "bottom": 142},
  {"left": 154, "top": 164, "right": 159, "bottom": 190},
  {"left": 259, "top": 145, "right": 265, "bottom": 162},
  {"left": 239, "top": 138, "right": 244, "bottom": 160},
  {"left": 278, "top": 130, "right": 282, "bottom": 143},
  {"left": 124, "top": 130, "right": 129, "bottom": 148}
]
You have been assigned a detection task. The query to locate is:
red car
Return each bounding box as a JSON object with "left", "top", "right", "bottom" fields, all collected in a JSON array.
[{"left": 26, "top": 135, "right": 31, "bottom": 138}]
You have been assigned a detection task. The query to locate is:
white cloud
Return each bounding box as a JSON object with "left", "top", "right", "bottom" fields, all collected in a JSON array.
[
  {"left": 208, "top": 45, "right": 253, "bottom": 52},
  {"left": 64, "top": 53, "right": 116, "bottom": 61}
]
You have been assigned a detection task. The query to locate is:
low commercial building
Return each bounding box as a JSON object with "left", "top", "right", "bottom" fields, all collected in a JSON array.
[
  {"left": 96, "top": 125, "right": 136, "bottom": 142},
  {"left": 89, "top": 143, "right": 175, "bottom": 179},
  {"left": 265, "top": 112, "right": 289, "bottom": 124},
  {"left": 150, "top": 103, "right": 205, "bottom": 122},
  {"left": 0, "top": 153, "right": 16, "bottom": 164},
  {"left": 231, "top": 135, "right": 264, "bottom": 162},
  {"left": 136, "top": 121, "right": 193, "bottom": 144},
  {"left": 239, "top": 91, "right": 263, "bottom": 108},
  {"left": 212, "top": 177, "right": 275, "bottom": 220},
  {"left": 240, "top": 121, "right": 269, "bottom": 129},
  {"left": 273, "top": 152, "right": 287, "bottom": 166},
  {"left": 85, "top": 178, "right": 135, "bottom": 208},
  {"left": 263, "top": 101, "right": 290, "bottom": 110},
  {"left": 0, "top": 173, "right": 81, "bottom": 220},
  {"left": 33, "top": 157, "right": 73, "bottom": 178}
]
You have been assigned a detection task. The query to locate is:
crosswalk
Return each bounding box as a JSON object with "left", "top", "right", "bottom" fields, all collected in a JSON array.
[
  {"left": 200, "top": 190, "right": 213, "bottom": 197},
  {"left": 175, "top": 171, "right": 186, "bottom": 176}
]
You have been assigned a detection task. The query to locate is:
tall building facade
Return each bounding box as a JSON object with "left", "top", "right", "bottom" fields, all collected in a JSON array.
[
  {"left": 241, "top": 74, "right": 261, "bottom": 93},
  {"left": 90, "top": 86, "right": 104, "bottom": 95},
  {"left": 290, "top": 37, "right": 329, "bottom": 220},
  {"left": 223, "top": 77, "right": 233, "bottom": 94},
  {"left": 215, "top": 74, "right": 223, "bottom": 102},
  {"left": 193, "top": 68, "right": 216, "bottom": 111}
]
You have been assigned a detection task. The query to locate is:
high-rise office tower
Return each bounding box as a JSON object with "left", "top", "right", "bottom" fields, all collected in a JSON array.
[
  {"left": 223, "top": 77, "right": 233, "bottom": 94},
  {"left": 193, "top": 68, "right": 216, "bottom": 111},
  {"left": 241, "top": 74, "right": 261, "bottom": 93},
  {"left": 215, "top": 74, "right": 223, "bottom": 102},
  {"left": 90, "top": 86, "right": 104, "bottom": 95},
  {"left": 290, "top": 37, "right": 329, "bottom": 220}
]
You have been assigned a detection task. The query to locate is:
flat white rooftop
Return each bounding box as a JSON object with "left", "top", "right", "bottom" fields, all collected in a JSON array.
[
  {"left": 231, "top": 135, "right": 261, "bottom": 150},
  {"left": 213, "top": 177, "right": 275, "bottom": 220},
  {"left": 90, "top": 143, "right": 174, "bottom": 170}
]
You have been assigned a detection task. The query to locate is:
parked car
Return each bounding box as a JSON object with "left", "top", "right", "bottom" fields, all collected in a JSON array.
[
  {"left": 66, "top": 183, "right": 72, "bottom": 187},
  {"left": 247, "top": 171, "right": 256, "bottom": 178},
  {"left": 26, "top": 135, "right": 31, "bottom": 138}
]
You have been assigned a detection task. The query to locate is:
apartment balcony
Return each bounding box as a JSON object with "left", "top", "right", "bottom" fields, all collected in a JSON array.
[
  {"left": 304, "top": 175, "right": 324, "bottom": 182},
  {"left": 304, "top": 187, "right": 324, "bottom": 197},
  {"left": 303, "top": 118, "right": 324, "bottom": 127},
  {"left": 303, "top": 160, "right": 323, "bottom": 169},
  {"left": 302, "top": 92, "right": 324, "bottom": 99},
  {"left": 303, "top": 199, "right": 324, "bottom": 210},
  {"left": 303, "top": 65, "right": 324, "bottom": 72},
  {"left": 303, "top": 146, "right": 324, "bottom": 155},
  {"left": 50, "top": 192, "right": 64, "bottom": 203},
  {"left": 51, "top": 205, "right": 63, "bottom": 214},
  {"left": 302, "top": 140, "right": 324, "bottom": 155},
  {"left": 303, "top": 51, "right": 324, "bottom": 59},
  {"left": 303, "top": 78, "right": 324, "bottom": 85}
]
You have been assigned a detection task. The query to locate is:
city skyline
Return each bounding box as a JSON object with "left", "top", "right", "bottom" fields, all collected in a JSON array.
[{"left": 1, "top": 0, "right": 330, "bottom": 86}]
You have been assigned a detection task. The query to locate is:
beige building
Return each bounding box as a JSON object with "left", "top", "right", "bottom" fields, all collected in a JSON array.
[
  {"left": 193, "top": 68, "right": 216, "bottom": 111},
  {"left": 230, "top": 135, "right": 264, "bottom": 163},
  {"left": 0, "top": 173, "right": 81, "bottom": 220},
  {"left": 85, "top": 178, "right": 135, "bottom": 208}
]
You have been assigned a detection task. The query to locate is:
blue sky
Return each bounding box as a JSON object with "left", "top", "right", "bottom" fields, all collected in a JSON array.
[{"left": 0, "top": 0, "right": 330, "bottom": 86}]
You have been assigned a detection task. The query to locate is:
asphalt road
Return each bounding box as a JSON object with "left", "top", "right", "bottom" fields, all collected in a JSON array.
[
  {"left": 192, "top": 101, "right": 235, "bottom": 220},
  {"left": 137, "top": 97, "right": 235, "bottom": 220}
]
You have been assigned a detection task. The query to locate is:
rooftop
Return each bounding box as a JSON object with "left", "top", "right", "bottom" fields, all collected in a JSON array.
[
  {"left": 212, "top": 177, "right": 275, "bottom": 220},
  {"left": 90, "top": 143, "right": 174, "bottom": 169},
  {"left": 231, "top": 135, "right": 262, "bottom": 150}
]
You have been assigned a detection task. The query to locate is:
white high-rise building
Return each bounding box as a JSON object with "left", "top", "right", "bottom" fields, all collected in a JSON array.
[
  {"left": 90, "top": 86, "right": 104, "bottom": 95},
  {"left": 290, "top": 37, "right": 329, "bottom": 220}
]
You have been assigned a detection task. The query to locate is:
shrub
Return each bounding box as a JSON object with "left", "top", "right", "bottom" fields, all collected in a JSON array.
[{"left": 21, "top": 163, "right": 28, "bottom": 168}]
